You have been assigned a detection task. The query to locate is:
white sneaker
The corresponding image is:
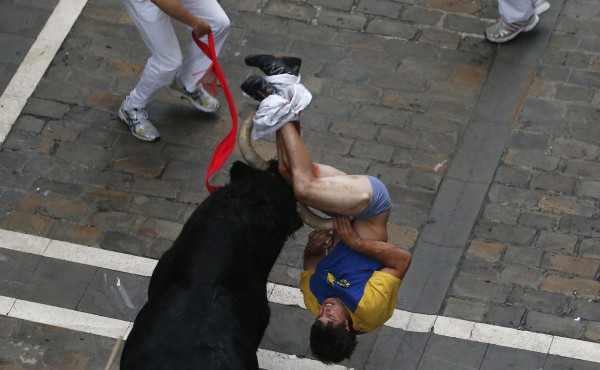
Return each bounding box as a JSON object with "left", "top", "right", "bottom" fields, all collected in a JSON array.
[
  {"left": 118, "top": 102, "right": 161, "bottom": 142},
  {"left": 166, "top": 78, "right": 220, "bottom": 113},
  {"left": 485, "top": 14, "right": 539, "bottom": 43},
  {"left": 532, "top": 0, "right": 551, "bottom": 15}
]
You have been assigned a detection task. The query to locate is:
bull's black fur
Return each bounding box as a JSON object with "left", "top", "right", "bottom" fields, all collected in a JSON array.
[{"left": 120, "top": 160, "right": 303, "bottom": 370}]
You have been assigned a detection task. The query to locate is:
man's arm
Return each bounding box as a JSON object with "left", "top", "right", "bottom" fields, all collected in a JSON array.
[
  {"left": 303, "top": 230, "right": 333, "bottom": 270},
  {"left": 151, "top": 0, "right": 211, "bottom": 36},
  {"left": 333, "top": 216, "right": 411, "bottom": 279}
]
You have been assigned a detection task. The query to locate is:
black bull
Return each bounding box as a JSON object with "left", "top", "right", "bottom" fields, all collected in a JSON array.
[{"left": 120, "top": 160, "right": 303, "bottom": 370}]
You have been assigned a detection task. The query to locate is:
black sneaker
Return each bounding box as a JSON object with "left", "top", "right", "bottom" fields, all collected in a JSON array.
[
  {"left": 241, "top": 75, "right": 276, "bottom": 102},
  {"left": 244, "top": 54, "right": 302, "bottom": 76}
]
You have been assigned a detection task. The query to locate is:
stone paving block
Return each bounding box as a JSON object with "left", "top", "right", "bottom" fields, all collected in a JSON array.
[
  {"left": 443, "top": 296, "right": 487, "bottom": 321},
  {"left": 488, "top": 184, "right": 542, "bottom": 207},
  {"left": 0, "top": 33, "right": 34, "bottom": 65},
  {"left": 494, "top": 166, "right": 531, "bottom": 187},
  {"left": 0, "top": 151, "right": 29, "bottom": 172},
  {"left": 0, "top": 210, "right": 54, "bottom": 237},
  {"left": 99, "top": 230, "right": 146, "bottom": 256},
  {"left": 90, "top": 212, "right": 133, "bottom": 234},
  {"left": 443, "top": 14, "right": 485, "bottom": 34},
  {"left": 458, "top": 257, "right": 501, "bottom": 282},
  {"left": 450, "top": 275, "right": 513, "bottom": 304},
  {"left": 78, "top": 268, "right": 149, "bottom": 322},
  {"left": 570, "top": 70, "right": 600, "bottom": 88},
  {"left": 0, "top": 248, "right": 41, "bottom": 298},
  {"left": 571, "top": 299, "right": 600, "bottom": 322},
  {"left": 4, "top": 319, "right": 120, "bottom": 370},
  {"left": 558, "top": 215, "right": 600, "bottom": 238},
  {"left": 263, "top": 0, "right": 317, "bottom": 22},
  {"left": 484, "top": 303, "right": 526, "bottom": 328},
  {"left": 407, "top": 167, "right": 443, "bottom": 189},
  {"left": 550, "top": 137, "right": 600, "bottom": 161},
  {"left": 130, "top": 196, "right": 186, "bottom": 221},
  {"left": 483, "top": 203, "right": 520, "bottom": 224},
  {"left": 556, "top": 84, "right": 594, "bottom": 102},
  {"left": 467, "top": 240, "right": 505, "bottom": 262},
  {"left": 22, "top": 97, "right": 70, "bottom": 119},
  {"left": 479, "top": 344, "right": 546, "bottom": 370},
  {"left": 509, "top": 286, "right": 568, "bottom": 315},
  {"left": 503, "top": 148, "right": 559, "bottom": 171},
  {"left": 423, "top": 0, "right": 480, "bottom": 14},
  {"left": 474, "top": 220, "right": 536, "bottom": 247},
  {"left": 306, "top": 0, "right": 354, "bottom": 11},
  {"left": 584, "top": 321, "right": 600, "bottom": 342},
  {"left": 317, "top": 9, "right": 367, "bottom": 31},
  {"left": 541, "top": 252, "right": 600, "bottom": 279},
  {"left": 3, "top": 131, "right": 54, "bottom": 155},
  {"left": 13, "top": 115, "right": 46, "bottom": 134},
  {"left": 260, "top": 303, "right": 312, "bottom": 356},
  {"left": 365, "top": 328, "right": 429, "bottom": 370},
  {"left": 536, "top": 230, "right": 577, "bottom": 253},
  {"left": 500, "top": 264, "right": 543, "bottom": 288},
  {"left": 540, "top": 274, "right": 600, "bottom": 300},
  {"left": 365, "top": 18, "right": 418, "bottom": 39},
  {"left": 525, "top": 311, "right": 585, "bottom": 339},
  {"left": 539, "top": 195, "right": 597, "bottom": 217},
  {"left": 49, "top": 220, "right": 102, "bottom": 246},
  {"left": 18, "top": 256, "right": 97, "bottom": 309},
  {"left": 37, "top": 197, "right": 88, "bottom": 222},
  {"left": 131, "top": 216, "right": 182, "bottom": 241},
  {"left": 418, "top": 334, "right": 488, "bottom": 370},
  {"left": 564, "top": 159, "right": 600, "bottom": 180},
  {"left": 544, "top": 354, "right": 600, "bottom": 370},
  {"left": 356, "top": 0, "right": 402, "bottom": 18},
  {"left": 0, "top": 170, "right": 36, "bottom": 191},
  {"left": 530, "top": 172, "right": 576, "bottom": 194},
  {"left": 580, "top": 238, "right": 600, "bottom": 260},
  {"left": 400, "top": 5, "right": 442, "bottom": 26},
  {"left": 339, "top": 327, "right": 382, "bottom": 370}
]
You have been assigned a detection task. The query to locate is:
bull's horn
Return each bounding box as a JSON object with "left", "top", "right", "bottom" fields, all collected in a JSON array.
[
  {"left": 297, "top": 203, "right": 333, "bottom": 230},
  {"left": 239, "top": 109, "right": 269, "bottom": 170},
  {"left": 238, "top": 109, "right": 333, "bottom": 230}
]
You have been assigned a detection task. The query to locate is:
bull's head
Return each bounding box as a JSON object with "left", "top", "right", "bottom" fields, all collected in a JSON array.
[{"left": 238, "top": 110, "right": 333, "bottom": 230}]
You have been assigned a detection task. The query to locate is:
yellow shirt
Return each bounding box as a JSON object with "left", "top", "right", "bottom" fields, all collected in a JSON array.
[{"left": 300, "top": 269, "right": 401, "bottom": 333}]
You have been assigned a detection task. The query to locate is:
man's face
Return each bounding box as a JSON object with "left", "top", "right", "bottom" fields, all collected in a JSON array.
[{"left": 315, "top": 298, "right": 349, "bottom": 330}]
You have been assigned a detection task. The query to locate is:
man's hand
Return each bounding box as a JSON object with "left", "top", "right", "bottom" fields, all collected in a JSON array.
[
  {"left": 193, "top": 20, "right": 211, "bottom": 38},
  {"left": 333, "top": 215, "right": 360, "bottom": 249},
  {"left": 303, "top": 230, "right": 332, "bottom": 270}
]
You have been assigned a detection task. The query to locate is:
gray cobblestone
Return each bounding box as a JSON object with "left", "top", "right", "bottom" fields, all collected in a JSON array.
[
  {"left": 550, "top": 137, "right": 600, "bottom": 160},
  {"left": 356, "top": 0, "right": 402, "bottom": 18},
  {"left": 317, "top": 9, "right": 367, "bottom": 31},
  {"left": 483, "top": 203, "right": 521, "bottom": 225},
  {"left": 518, "top": 211, "right": 558, "bottom": 230},
  {"left": 400, "top": 5, "right": 442, "bottom": 26},
  {"left": 449, "top": 276, "right": 511, "bottom": 304},
  {"left": 494, "top": 166, "right": 530, "bottom": 187},
  {"left": 510, "top": 287, "right": 569, "bottom": 315},
  {"left": 580, "top": 239, "right": 600, "bottom": 260},
  {"left": 443, "top": 14, "right": 485, "bottom": 34},
  {"left": 474, "top": 220, "right": 536, "bottom": 246},
  {"left": 365, "top": 18, "right": 418, "bottom": 39},
  {"left": 530, "top": 173, "right": 576, "bottom": 194},
  {"left": 525, "top": 311, "right": 585, "bottom": 339},
  {"left": 443, "top": 297, "right": 487, "bottom": 321},
  {"left": 500, "top": 265, "right": 543, "bottom": 288},
  {"left": 485, "top": 303, "right": 526, "bottom": 328}
]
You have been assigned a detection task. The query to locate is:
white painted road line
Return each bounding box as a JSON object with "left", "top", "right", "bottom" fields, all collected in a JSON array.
[
  {"left": 1, "top": 229, "right": 600, "bottom": 364},
  {"left": 0, "top": 0, "right": 88, "bottom": 143}
]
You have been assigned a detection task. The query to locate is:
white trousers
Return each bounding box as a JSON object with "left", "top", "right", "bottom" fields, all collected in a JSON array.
[
  {"left": 122, "top": 0, "right": 230, "bottom": 109},
  {"left": 498, "top": 0, "right": 534, "bottom": 23}
]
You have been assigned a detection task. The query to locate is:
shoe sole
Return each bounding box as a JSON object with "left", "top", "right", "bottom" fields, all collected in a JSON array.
[
  {"left": 165, "top": 85, "right": 220, "bottom": 113},
  {"left": 534, "top": 2, "right": 550, "bottom": 15},
  {"left": 118, "top": 108, "right": 160, "bottom": 142},
  {"left": 485, "top": 15, "right": 539, "bottom": 43}
]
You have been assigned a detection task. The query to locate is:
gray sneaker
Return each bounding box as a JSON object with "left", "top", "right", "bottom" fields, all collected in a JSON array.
[
  {"left": 532, "top": 0, "right": 550, "bottom": 15},
  {"left": 118, "top": 102, "right": 161, "bottom": 142},
  {"left": 167, "top": 78, "right": 220, "bottom": 113},
  {"left": 485, "top": 14, "right": 539, "bottom": 43}
]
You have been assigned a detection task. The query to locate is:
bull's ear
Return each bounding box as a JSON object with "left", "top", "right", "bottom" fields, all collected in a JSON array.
[{"left": 230, "top": 161, "right": 257, "bottom": 183}]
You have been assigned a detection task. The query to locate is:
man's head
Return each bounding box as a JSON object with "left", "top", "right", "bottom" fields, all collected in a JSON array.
[{"left": 309, "top": 298, "right": 358, "bottom": 364}]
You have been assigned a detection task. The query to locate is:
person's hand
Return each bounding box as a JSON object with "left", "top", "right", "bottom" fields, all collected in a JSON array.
[
  {"left": 193, "top": 19, "right": 211, "bottom": 37},
  {"left": 305, "top": 230, "right": 332, "bottom": 255},
  {"left": 333, "top": 215, "right": 360, "bottom": 249}
]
